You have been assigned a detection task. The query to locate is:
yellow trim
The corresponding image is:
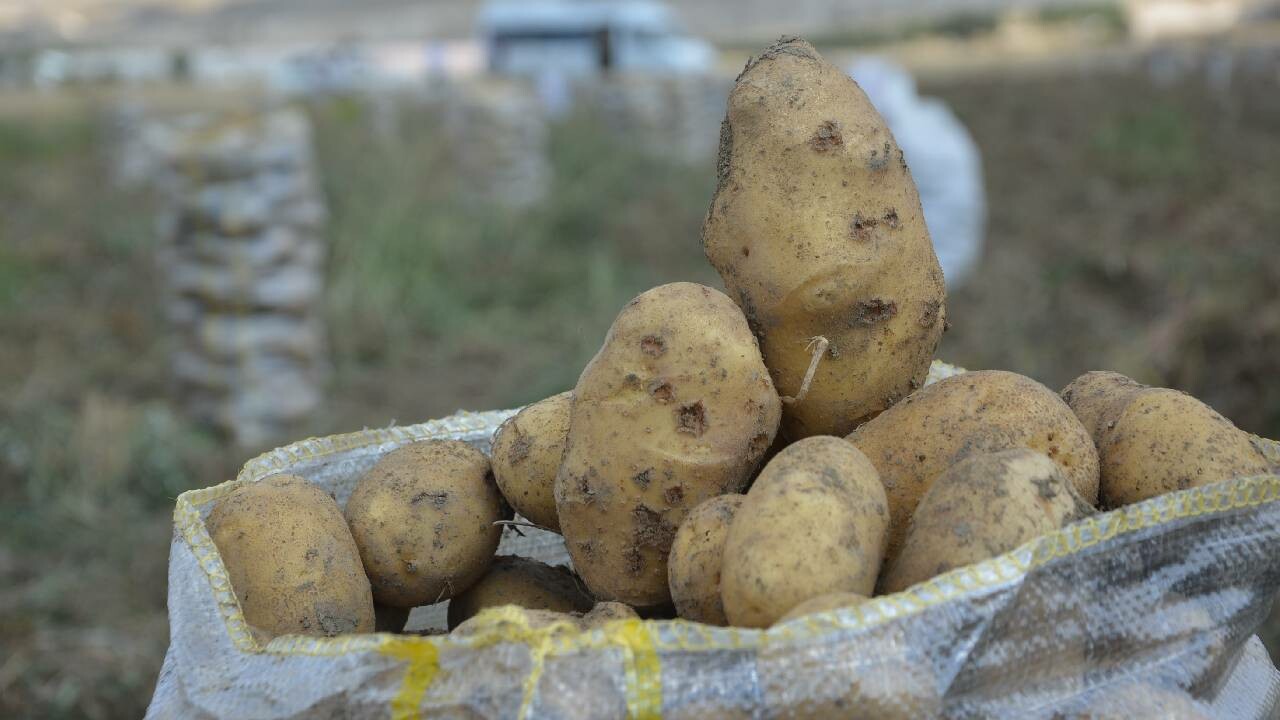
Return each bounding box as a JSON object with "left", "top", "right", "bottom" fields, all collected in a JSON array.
[
  {"left": 381, "top": 639, "right": 440, "bottom": 720},
  {"left": 609, "top": 620, "right": 663, "bottom": 720}
]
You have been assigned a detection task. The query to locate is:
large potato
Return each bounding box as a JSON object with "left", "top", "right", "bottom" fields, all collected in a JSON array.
[
  {"left": 491, "top": 391, "right": 570, "bottom": 532},
  {"left": 1099, "top": 387, "right": 1271, "bottom": 507},
  {"left": 720, "top": 437, "right": 888, "bottom": 628},
  {"left": 703, "top": 37, "right": 945, "bottom": 440},
  {"left": 847, "top": 370, "right": 1099, "bottom": 559},
  {"left": 446, "top": 555, "right": 593, "bottom": 630},
  {"left": 556, "top": 282, "right": 781, "bottom": 608},
  {"left": 667, "top": 494, "right": 744, "bottom": 625},
  {"left": 881, "top": 449, "right": 1094, "bottom": 594},
  {"left": 345, "top": 440, "right": 508, "bottom": 608},
  {"left": 1060, "top": 370, "right": 1147, "bottom": 445},
  {"left": 206, "top": 474, "right": 374, "bottom": 638}
]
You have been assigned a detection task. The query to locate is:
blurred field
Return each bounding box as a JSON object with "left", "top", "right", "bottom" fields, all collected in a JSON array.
[{"left": 1, "top": 62, "right": 1279, "bottom": 718}]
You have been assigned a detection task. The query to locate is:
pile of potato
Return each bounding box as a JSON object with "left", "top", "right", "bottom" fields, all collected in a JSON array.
[{"left": 205, "top": 37, "right": 1274, "bottom": 642}]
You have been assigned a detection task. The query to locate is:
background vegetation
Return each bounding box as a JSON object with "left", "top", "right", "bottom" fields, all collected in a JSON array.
[{"left": 1, "top": 64, "right": 1278, "bottom": 718}]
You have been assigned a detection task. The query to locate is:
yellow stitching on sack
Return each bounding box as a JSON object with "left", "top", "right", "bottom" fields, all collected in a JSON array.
[
  {"left": 381, "top": 638, "right": 440, "bottom": 720},
  {"left": 608, "top": 620, "right": 662, "bottom": 720}
]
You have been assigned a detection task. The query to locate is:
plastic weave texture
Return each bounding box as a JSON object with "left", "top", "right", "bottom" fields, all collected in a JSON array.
[{"left": 146, "top": 362, "right": 1280, "bottom": 719}]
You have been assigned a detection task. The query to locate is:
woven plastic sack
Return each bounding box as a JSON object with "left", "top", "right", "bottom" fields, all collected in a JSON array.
[{"left": 146, "top": 362, "right": 1280, "bottom": 719}]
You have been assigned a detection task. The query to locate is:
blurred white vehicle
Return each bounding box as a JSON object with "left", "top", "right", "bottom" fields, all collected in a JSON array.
[
  {"left": 849, "top": 58, "right": 986, "bottom": 288},
  {"left": 479, "top": 0, "right": 714, "bottom": 76}
]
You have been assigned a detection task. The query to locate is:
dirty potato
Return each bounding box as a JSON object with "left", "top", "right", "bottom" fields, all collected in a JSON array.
[
  {"left": 446, "top": 555, "right": 593, "bottom": 630},
  {"left": 1060, "top": 370, "right": 1148, "bottom": 445},
  {"left": 345, "top": 440, "right": 508, "bottom": 608},
  {"left": 206, "top": 474, "right": 374, "bottom": 638},
  {"left": 491, "top": 391, "right": 571, "bottom": 532},
  {"left": 703, "top": 37, "right": 946, "bottom": 440},
  {"left": 847, "top": 370, "right": 1099, "bottom": 559},
  {"left": 556, "top": 282, "right": 782, "bottom": 608},
  {"left": 668, "top": 494, "right": 744, "bottom": 625},
  {"left": 881, "top": 449, "right": 1095, "bottom": 594},
  {"left": 450, "top": 607, "right": 581, "bottom": 637},
  {"left": 581, "top": 601, "right": 640, "bottom": 627},
  {"left": 720, "top": 437, "right": 888, "bottom": 628},
  {"left": 1099, "top": 387, "right": 1271, "bottom": 507}
]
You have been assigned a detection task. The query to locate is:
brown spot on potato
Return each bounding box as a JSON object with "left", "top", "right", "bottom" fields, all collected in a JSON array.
[
  {"left": 856, "top": 299, "right": 898, "bottom": 326},
  {"left": 919, "top": 300, "right": 942, "bottom": 328},
  {"left": 411, "top": 491, "right": 449, "bottom": 507},
  {"left": 632, "top": 505, "right": 676, "bottom": 548},
  {"left": 810, "top": 120, "right": 843, "bottom": 152},
  {"left": 624, "top": 547, "right": 643, "bottom": 575},
  {"left": 507, "top": 430, "right": 532, "bottom": 465},
  {"left": 640, "top": 335, "right": 666, "bottom": 357},
  {"left": 664, "top": 485, "right": 685, "bottom": 505},
  {"left": 883, "top": 208, "right": 900, "bottom": 229},
  {"left": 850, "top": 212, "right": 877, "bottom": 241},
  {"left": 648, "top": 380, "right": 675, "bottom": 404},
  {"left": 632, "top": 469, "right": 652, "bottom": 488},
  {"left": 748, "top": 433, "right": 770, "bottom": 457},
  {"left": 868, "top": 142, "right": 892, "bottom": 170},
  {"left": 676, "top": 401, "right": 708, "bottom": 437}
]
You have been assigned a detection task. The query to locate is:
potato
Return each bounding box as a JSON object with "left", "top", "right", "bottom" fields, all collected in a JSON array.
[
  {"left": 450, "top": 607, "right": 579, "bottom": 637},
  {"left": 847, "top": 370, "right": 1099, "bottom": 559},
  {"left": 720, "top": 437, "right": 888, "bottom": 628},
  {"left": 446, "top": 555, "right": 593, "bottom": 630},
  {"left": 491, "top": 391, "right": 570, "bottom": 532},
  {"left": 775, "top": 592, "right": 867, "bottom": 624},
  {"left": 206, "top": 474, "right": 374, "bottom": 638},
  {"left": 556, "top": 282, "right": 781, "bottom": 608},
  {"left": 581, "top": 601, "right": 640, "bottom": 627},
  {"left": 1098, "top": 387, "right": 1271, "bottom": 507},
  {"left": 667, "top": 494, "right": 744, "bottom": 625},
  {"left": 703, "top": 37, "right": 946, "bottom": 440},
  {"left": 373, "top": 603, "right": 411, "bottom": 633},
  {"left": 1060, "top": 370, "right": 1147, "bottom": 445},
  {"left": 881, "top": 449, "right": 1095, "bottom": 594},
  {"left": 345, "top": 440, "right": 508, "bottom": 608}
]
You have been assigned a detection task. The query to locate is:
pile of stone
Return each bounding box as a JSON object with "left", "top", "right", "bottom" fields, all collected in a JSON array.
[
  {"left": 574, "top": 72, "right": 731, "bottom": 162},
  {"left": 155, "top": 107, "right": 328, "bottom": 448},
  {"left": 441, "top": 78, "right": 551, "bottom": 209}
]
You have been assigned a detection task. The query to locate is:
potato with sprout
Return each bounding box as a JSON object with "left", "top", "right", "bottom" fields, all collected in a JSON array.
[{"left": 703, "top": 37, "right": 945, "bottom": 440}]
